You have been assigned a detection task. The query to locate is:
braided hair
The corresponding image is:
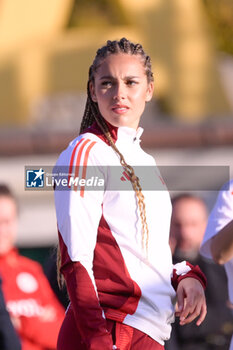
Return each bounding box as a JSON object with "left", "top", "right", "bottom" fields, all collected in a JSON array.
[
  {"left": 57, "top": 38, "right": 154, "bottom": 288},
  {"left": 81, "top": 38, "right": 154, "bottom": 252}
]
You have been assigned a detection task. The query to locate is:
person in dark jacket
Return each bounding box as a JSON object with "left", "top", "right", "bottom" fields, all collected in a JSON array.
[
  {"left": 0, "top": 277, "right": 21, "bottom": 350},
  {"left": 166, "top": 194, "right": 233, "bottom": 350}
]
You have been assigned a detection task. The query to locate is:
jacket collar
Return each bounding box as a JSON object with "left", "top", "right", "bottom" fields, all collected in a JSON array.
[{"left": 84, "top": 120, "right": 143, "bottom": 145}]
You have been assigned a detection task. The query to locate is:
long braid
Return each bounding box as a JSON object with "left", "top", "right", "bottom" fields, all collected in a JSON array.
[{"left": 80, "top": 38, "right": 153, "bottom": 252}]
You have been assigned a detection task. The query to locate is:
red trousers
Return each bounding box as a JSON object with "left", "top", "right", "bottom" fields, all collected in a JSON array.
[{"left": 57, "top": 307, "right": 164, "bottom": 350}]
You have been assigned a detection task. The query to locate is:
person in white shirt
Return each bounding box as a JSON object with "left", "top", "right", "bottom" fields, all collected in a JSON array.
[{"left": 201, "top": 180, "right": 233, "bottom": 350}]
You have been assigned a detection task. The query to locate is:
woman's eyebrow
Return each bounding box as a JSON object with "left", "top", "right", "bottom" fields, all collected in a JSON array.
[
  {"left": 99, "top": 75, "right": 140, "bottom": 80},
  {"left": 99, "top": 75, "right": 114, "bottom": 80},
  {"left": 124, "top": 75, "right": 140, "bottom": 79}
]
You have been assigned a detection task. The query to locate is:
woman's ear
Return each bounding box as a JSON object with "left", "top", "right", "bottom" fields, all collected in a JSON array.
[
  {"left": 145, "top": 82, "right": 154, "bottom": 102},
  {"left": 89, "top": 81, "right": 97, "bottom": 102}
]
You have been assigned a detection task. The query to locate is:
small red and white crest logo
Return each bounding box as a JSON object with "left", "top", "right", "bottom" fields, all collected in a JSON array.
[{"left": 120, "top": 171, "right": 130, "bottom": 182}]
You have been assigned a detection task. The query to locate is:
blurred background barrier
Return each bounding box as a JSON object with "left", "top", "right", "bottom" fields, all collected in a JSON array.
[{"left": 0, "top": 0, "right": 233, "bottom": 262}]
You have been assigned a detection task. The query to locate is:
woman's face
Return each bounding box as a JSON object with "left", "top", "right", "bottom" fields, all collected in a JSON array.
[{"left": 90, "top": 53, "right": 154, "bottom": 129}]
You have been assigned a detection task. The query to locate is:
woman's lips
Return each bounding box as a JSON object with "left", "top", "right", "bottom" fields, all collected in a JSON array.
[{"left": 111, "top": 105, "right": 129, "bottom": 114}]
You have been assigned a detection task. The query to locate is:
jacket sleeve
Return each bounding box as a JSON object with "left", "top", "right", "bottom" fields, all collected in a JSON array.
[
  {"left": 171, "top": 261, "right": 207, "bottom": 291},
  {"left": 200, "top": 181, "right": 233, "bottom": 259},
  {"left": 54, "top": 138, "right": 113, "bottom": 350},
  {"left": 0, "top": 279, "right": 21, "bottom": 350},
  {"left": 17, "top": 264, "right": 65, "bottom": 349}
]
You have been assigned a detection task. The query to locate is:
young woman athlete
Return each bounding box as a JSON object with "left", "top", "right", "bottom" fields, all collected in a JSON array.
[{"left": 54, "top": 38, "right": 207, "bottom": 350}]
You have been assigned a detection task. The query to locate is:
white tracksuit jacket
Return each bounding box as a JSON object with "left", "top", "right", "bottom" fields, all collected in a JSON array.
[{"left": 54, "top": 122, "right": 206, "bottom": 348}]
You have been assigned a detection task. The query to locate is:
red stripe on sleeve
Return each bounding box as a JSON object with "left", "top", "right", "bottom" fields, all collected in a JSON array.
[
  {"left": 80, "top": 141, "right": 97, "bottom": 197},
  {"left": 68, "top": 138, "right": 85, "bottom": 185},
  {"left": 73, "top": 139, "right": 91, "bottom": 191}
]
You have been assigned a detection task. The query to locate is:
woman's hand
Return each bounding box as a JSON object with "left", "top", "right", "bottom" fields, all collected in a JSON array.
[{"left": 175, "top": 277, "right": 207, "bottom": 326}]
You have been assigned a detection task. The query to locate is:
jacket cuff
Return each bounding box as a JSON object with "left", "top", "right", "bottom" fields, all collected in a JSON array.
[{"left": 172, "top": 262, "right": 207, "bottom": 291}]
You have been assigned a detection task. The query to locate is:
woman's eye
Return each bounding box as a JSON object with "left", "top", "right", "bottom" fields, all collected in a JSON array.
[
  {"left": 101, "top": 81, "right": 112, "bottom": 87},
  {"left": 127, "top": 80, "right": 138, "bottom": 86}
]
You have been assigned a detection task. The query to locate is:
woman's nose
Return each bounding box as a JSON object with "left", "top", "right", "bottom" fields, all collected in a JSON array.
[{"left": 113, "top": 82, "right": 126, "bottom": 101}]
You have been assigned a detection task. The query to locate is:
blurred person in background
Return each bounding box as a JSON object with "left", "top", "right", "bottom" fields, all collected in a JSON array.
[
  {"left": 169, "top": 194, "right": 208, "bottom": 259},
  {"left": 0, "top": 276, "right": 21, "bottom": 350},
  {"left": 166, "top": 193, "right": 233, "bottom": 350},
  {"left": 201, "top": 180, "right": 233, "bottom": 350},
  {"left": 0, "top": 184, "right": 65, "bottom": 350}
]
